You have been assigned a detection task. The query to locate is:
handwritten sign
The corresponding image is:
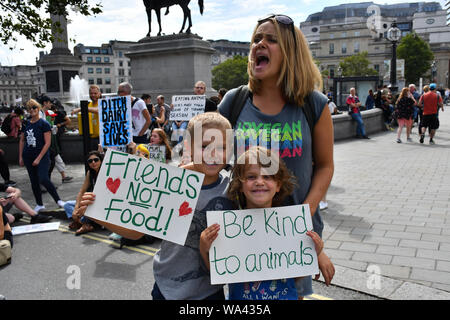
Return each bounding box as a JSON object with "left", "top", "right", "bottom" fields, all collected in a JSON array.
[
  {"left": 147, "top": 145, "right": 166, "bottom": 163},
  {"left": 99, "top": 95, "right": 132, "bottom": 148},
  {"left": 170, "top": 95, "right": 206, "bottom": 121},
  {"left": 206, "top": 204, "right": 319, "bottom": 285},
  {"left": 85, "top": 149, "right": 204, "bottom": 245}
]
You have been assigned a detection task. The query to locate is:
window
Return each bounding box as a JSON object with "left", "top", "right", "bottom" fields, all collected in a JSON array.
[
  {"left": 96, "top": 57, "right": 102, "bottom": 63},
  {"left": 87, "top": 57, "right": 93, "bottom": 63},
  {"left": 93, "top": 48, "right": 100, "bottom": 54},
  {"left": 97, "top": 78, "right": 102, "bottom": 85},
  {"left": 88, "top": 78, "right": 94, "bottom": 85},
  {"left": 118, "top": 69, "right": 125, "bottom": 76},
  {"left": 101, "top": 49, "right": 109, "bottom": 54},
  {"left": 329, "top": 43, "right": 334, "bottom": 54},
  {"left": 342, "top": 32, "right": 347, "bottom": 38},
  {"left": 88, "top": 68, "right": 94, "bottom": 74},
  {"left": 105, "top": 68, "right": 110, "bottom": 74},
  {"left": 105, "top": 78, "right": 111, "bottom": 85},
  {"left": 96, "top": 68, "right": 102, "bottom": 74},
  {"left": 85, "top": 49, "right": 91, "bottom": 54},
  {"left": 341, "top": 43, "right": 347, "bottom": 54},
  {"left": 104, "top": 57, "right": 110, "bottom": 63},
  {"left": 119, "top": 61, "right": 123, "bottom": 67},
  {"left": 329, "top": 34, "right": 334, "bottom": 39},
  {"left": 118, "top": 51, "right": 123, "bottom": 58},
  {"left": 354, "top": 42, "right": 360, "bottom": 53},
  {"left": 374, "top": 65, "right": 380, "bottom": 73},
  {"left": 354, "top": 31, "right": 360, "bottom": 37}
]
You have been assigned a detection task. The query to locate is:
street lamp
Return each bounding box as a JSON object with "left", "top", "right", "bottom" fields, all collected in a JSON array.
[
  {"left": 337, "top": 66, "right": 343, "bottom": 107},
  {"left": 386, "top": 21, "right": 401, "bottom": 93}
]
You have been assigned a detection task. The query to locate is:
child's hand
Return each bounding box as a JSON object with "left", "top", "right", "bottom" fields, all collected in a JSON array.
[
  {"left": 200, "top": 224, "right": 220, "bottom": 255},
  {"left": 306, "top": 230, "right": 323, "bottom": 255},
  {"left": 77, "top": 192, "right": 96, "bottom": 217}
]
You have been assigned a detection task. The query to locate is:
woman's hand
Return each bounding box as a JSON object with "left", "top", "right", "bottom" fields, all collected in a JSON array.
[
  {"left": 19, "top": 157, "right": 24, "bottom": 167},
  {"left": 315, "top": 251, "right": 335, "bottom": 286},
  {"left": 32, "top": 157, "right": 41, "bottom": 166},
  {"left": 77, "top": 192, "right": 96, "bottom": 217}
]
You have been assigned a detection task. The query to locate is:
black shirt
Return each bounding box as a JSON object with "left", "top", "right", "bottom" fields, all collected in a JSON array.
[{"left": 205, "top": 98, "right": 217, "bottom": 112}]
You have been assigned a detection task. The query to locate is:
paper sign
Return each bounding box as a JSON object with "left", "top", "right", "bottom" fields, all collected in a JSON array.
[
  {"left": 147, "top": 145, "right": 166, "bottom": 163},
  {"left": 98, "top": 95, "right": 132, "bottom": 148},
  {"left": 85, "top": 149, "right": 205, "bottom": 245},
  {"left": 206, "top": 204, "right": 319, "bottom": 285},
  {"left": 12, "top": 222, "right": 61, "bottom": 235},
  {"left": 170, "top": 95, "right": 206, "bottom": 121}
]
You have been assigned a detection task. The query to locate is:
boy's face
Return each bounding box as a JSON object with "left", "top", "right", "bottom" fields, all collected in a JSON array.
[{"left": 191, "top": 127, "right": 228, "bottom": 183}]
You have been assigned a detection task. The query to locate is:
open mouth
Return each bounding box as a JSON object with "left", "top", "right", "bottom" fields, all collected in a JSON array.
[{"left": 256, "top": 54, "right": 269, "bottom": 67}]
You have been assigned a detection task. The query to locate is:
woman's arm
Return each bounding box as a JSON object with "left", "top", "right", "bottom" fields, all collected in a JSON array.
[
  {"left": 303, "top": 106, "right": 334, "bottom": 215},
  {"left": 33, "top": 131, "right": 51, "bottom": 166},
  {"left": 18, "top": 133, "right": 24, "bottom": 166}
]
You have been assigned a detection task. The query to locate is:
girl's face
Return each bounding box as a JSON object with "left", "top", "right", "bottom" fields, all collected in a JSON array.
[
  {"left": 250, "top": 21, "right": 283, "bottom": 82},
  {"left": 240, "top": 164, "right": 281, "bottom": 209},
  {"left": 87, "top": 155, "right": 101, "bottom": 172},
  {"left": 150, "top": 132, "right": 162, "bottom": 145}
]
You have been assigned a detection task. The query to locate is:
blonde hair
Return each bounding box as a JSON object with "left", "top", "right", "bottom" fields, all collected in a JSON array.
[
  {"left": 423, "top": 85, "right": 430, "bottom": 93},
  {"left": 186, "top": 112, "right": 232, "bottom": 139},
  {"left": 26, "top": 99, "right": 42, "bottom": 111},
  {"left": 228, "top": 146, "right": 297, "bottom": 208},
  {"left": 248, "top": 17, "right": 323, "bottom": 106}
]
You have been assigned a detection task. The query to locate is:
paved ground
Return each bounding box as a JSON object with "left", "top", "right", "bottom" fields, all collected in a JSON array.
[{"left": 2, "top": 103, "right": 450, "bottom": 299}]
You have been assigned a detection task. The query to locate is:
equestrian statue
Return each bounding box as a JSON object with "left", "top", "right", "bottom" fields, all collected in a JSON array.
[{"left": 143, "top": 0, "right": 204, "bottom": 37}]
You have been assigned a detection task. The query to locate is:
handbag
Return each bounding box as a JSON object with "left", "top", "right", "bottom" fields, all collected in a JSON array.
[{"left": 0, "top": 239, "right": 12, "bottom": 266}]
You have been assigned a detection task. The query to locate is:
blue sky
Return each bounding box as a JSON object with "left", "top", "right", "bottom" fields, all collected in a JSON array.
[{"left": 0, "top": 0, "right": 447, "bottom": 65}]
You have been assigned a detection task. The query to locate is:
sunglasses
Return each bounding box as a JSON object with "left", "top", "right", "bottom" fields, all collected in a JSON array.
[
  {"left": 87, "top": 157, "right": 100, "bottom": 164},
  {"left": 29, "top": 106, "right": 38, "bottom": 110},
  {"left": 195, "top": 86, "right": 205, "bottom": 90},
  {"left": 257, "top": 14, "right": 297, "bottom": 51}
]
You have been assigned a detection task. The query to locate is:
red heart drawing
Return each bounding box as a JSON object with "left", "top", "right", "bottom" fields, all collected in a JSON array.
[
  {"left": 106, "top": 177, "right": 121, "bottom": 194},
  {"left": 179, "top": 201, "right": 193, "bottom": 217}
]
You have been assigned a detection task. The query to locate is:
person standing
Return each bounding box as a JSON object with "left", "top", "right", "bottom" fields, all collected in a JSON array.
[
  {"left": 219, "top": 14, "right": 335, "bottom": 298},
  {"left": 347, "top": 88, "right": 369, "bottom": 139},
  {"left": 409, "top": 84, "right": 421, "bottom": 126},
  {"left": 19, "top": 99, "right": 66, "bottom": 212},
  {"left": 118, "top": 82, "right": 152, "bottom": 144},
  {"left": 418, "top": 83, "right": 443, "bottom": 144},
  {"left": 395, "top": 87, "right": 416, "bottom": 143}
]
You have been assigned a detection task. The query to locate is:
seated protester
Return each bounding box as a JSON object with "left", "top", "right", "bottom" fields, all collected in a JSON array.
[
  {"left": 68, "top": 151, "right": 104, "bottom": 235},
  {"left": 0, "top": 183, "right": 52, "bottom": 224},
  {"left": 1, "top": 205, "right": 13, "bottom": 250},
  {"left": 0, "top": 149, "right": 16, "bottom": 187},
  {"left": 327, "top": 99, "right": 341, "bottom": 115}
]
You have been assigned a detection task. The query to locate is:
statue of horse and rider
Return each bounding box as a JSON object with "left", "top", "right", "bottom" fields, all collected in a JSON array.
[{"left": 143, "top": 0, "right": 204, "bottom": 37}]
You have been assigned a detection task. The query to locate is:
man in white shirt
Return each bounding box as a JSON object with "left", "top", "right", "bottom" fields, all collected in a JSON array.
[{"left": 117, "top": 82, "right": 152, "bottom": 144}]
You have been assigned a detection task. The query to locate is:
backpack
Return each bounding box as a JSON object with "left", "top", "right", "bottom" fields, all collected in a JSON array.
[
  {"left": 228, "top": 85, "right": 316, "bottom": 137},
  {"left": 1, "top": 114, "right": 14, "bottom": 135}
]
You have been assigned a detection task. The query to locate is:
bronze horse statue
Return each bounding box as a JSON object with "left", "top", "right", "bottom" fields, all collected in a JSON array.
[{"left": 143, "top": 0, "right": 204, "bottom": 36}]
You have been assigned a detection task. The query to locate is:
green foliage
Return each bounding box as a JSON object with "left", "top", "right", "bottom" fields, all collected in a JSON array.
[
  {"left": 397, "top": 32, "right": 434, "bottom": 84},
  {"left": 0, "top": 0, "right": 102, "bottom": 49},
  {"left": 212, "top": 55, "right": 249, "bottom": 90},
  {"left": 339, "top": 51, "right": 378, "bottom": 77}
]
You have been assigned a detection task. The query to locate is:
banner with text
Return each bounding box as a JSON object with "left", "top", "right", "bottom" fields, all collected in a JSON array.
[
  {"left": 170, "top": 95, "right": 206, "bottom": 121},
  {"left": 98, "top": 95, "right": 132, "bottom": 148},
  {"left": 207, "top": 204, "right": 319, "bottom": 285},
  {"left": 85, "top": 149, "right": 204, "bottom": 245}
]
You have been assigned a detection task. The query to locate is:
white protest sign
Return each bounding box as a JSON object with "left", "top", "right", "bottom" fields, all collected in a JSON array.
[
  {"left": 207, "top": 204, "right": 319, "bottom": 285},
  {"left": 170, "top": 95, "right": 206, "bottom": 121},
  {"left": 98, "top": 95, "right": 132, "bottom": 148},
  {"left": 85, "top": 149, "right": 204, "bottom": 245},
  {"left": 147, "top": 145, "right": 166, "bottom": 163},
  {"left": 12, "top": 222, "right": 60, "bottom": 235}
]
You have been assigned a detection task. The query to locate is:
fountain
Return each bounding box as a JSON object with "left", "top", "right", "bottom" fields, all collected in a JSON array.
[{"left": 68, "top": 75, "right": 89, "bottom": 109}]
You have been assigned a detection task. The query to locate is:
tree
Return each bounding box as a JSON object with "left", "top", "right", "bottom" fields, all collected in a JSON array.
[
  {"left": 339, "top": 51, "right": 378, "bottom": 77},
  {"left": 212, "top": 55, "right": 249, "bottom": 90},
  {"left": 0, "top": 0, "right": 102, "bottom": 50},
  {"left": 397, "top": 32, "right": 434, "bottom": 85}
]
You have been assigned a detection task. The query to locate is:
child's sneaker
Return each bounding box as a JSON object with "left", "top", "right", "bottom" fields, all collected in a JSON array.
[
  {"left": 34, "top": 205, "right": 45, "bottom": 212},
  {"left": 396, "top": 138, "right": 402, "bottom": 143},
  {"left": 57, "top": 200, "right": 66, "bottom": 208},
  {"left": 319, "top": 201, "right": 328, "bottom": 210}
]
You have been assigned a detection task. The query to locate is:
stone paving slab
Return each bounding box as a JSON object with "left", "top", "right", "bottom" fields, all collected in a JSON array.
[{"left": 324, "top": 102, "right": 450, "bottom": 296}]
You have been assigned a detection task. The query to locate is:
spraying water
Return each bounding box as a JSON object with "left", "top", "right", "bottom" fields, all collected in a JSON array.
[{"left": 69, "top": 75, "right": 89, "bottom": 109}]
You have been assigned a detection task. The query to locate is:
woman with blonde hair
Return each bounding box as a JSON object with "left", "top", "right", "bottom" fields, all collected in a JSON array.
[
  {"left": 219, "top": 14, "right": 335, "bottom": 298},
  {"left": 19, "top": 99, "right": 66, "bottom": 213},
  {"left": 395, "top": 87, "right": 416, "bottom": 143}
]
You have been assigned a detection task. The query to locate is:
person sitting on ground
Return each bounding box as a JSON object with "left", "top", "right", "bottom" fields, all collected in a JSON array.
[
  {"left": 65, "top": 151, "right": 104, "bottom": 235},
  {"left": 1, "top": 183, "right": 52, "bottom": 224},
  {"left": 149, "top": 128, "right": 172, "bottom": 163}
]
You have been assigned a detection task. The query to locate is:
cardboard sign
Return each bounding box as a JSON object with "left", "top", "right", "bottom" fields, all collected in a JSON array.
[
  {"left": 98, "top": 95, "right": 132, "bottom": 148},
  {"left": 206, "top": 204, "right": 319, "bottom": 285},
  {"left": 170, "top": 95, "right": 206, "bottom": 121},
  {"left": 85, "top": 149, "right": 204, "bottom": 245}
]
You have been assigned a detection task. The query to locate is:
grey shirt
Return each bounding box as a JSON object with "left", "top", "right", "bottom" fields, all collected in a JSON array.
[
  {"left": 153, "top": 175, "right": 234, "bottom": 300},
  {"left": 219, "top": 89, "right": 328, "bottom": 236}
]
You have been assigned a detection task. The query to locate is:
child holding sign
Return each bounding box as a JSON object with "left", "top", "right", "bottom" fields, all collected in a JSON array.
[
  {"left": 77, "top": 112, "right": 234, "bottom": 300},
  {"left": 200, "top": 146, "right": 324, "bottom": 300}
]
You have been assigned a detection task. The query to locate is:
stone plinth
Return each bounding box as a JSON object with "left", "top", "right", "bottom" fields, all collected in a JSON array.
[{"left": 126, "top": 33, "right": 216, "bottom": 100}]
